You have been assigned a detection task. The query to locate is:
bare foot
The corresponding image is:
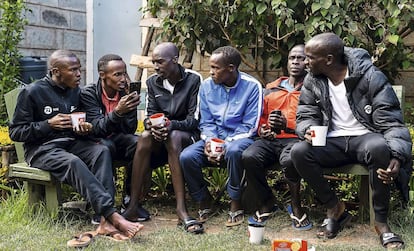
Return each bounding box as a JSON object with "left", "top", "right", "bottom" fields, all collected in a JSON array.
[
  {"left": 106, "top": 212, "right": 144, "bottom": 238},
  {"left": 96, "top": 217, "right": 129, "bottom": 240},
  {"left": 229, "top": 199, "right": 242, "bottom": 212}
]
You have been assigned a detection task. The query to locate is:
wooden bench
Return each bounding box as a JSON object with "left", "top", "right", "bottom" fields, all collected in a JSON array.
[
  {"left": 242, "top": 85, "right": 405, "bottom": 227},
  {"left": 4, "top": 87, "right": 147, "bottom": 214},
  {"left": 5, "top": 86, "right": 405, "bottom": 225}
]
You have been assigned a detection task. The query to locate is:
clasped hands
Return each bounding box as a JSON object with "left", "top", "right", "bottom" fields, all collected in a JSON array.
[
  {"left": 149, "top": 119, "right": 170, "bottom": 142},
  {"left": 47, "top": 113, "right": 93, "bottom": 135},
  {"left": 204, "top": 140, "right": 224, "bottom": 166}
]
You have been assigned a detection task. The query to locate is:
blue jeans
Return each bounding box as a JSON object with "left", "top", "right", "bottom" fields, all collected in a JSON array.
[{"left": 180, "top": 138, "right": 254, "bottom": 202}]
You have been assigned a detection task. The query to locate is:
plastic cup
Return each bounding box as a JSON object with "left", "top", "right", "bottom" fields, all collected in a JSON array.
[
  {"left": 310, "top": 125, "right": 328, "bottom": 146},
  {"left": 71, "top": 112, "right": 86, "bottom": 130},
  {"left": 149, "top": 113, "right": 165, "bottom": 126},
  {"left": 248, "top": 224, "right": 265, "bottom": 244},
  {"left": 210, "top": 138, "right": 225, "bottom": 156}
]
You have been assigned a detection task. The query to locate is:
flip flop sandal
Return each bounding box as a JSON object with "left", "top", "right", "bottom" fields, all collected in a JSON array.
[
  {"left": 178, "top": 217, "right": 204, "bottom": 234},
  {"left": 198, "top": 208, "right": 217, "bottom": 223},
  {"left": 317, "top": 211, "right": 352, "bottom": 239},
  {"left": 287, "top": 205, "right": 313, "bottom": 231},
  {"left": 248, "top": 205, "right": 278, "bottom": 226},
  {"left": 102, "top": 231, "right": 131, "bottom": 242},
  {"left": 67, "top": 231, "right": 95, "bottom": 248},
  {"left": 380, "top": 232, "right": 405, "bottom": 249},
  {"left": 225, "top": 210, "right": 244, "bottom": 227}
]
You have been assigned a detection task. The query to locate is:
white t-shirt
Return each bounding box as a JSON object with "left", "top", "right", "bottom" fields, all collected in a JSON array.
[
  {"left": 162, "top": 68, "right": 203, "bottom": 94},
  {"left": 327, "top": 70, "right": 370, "bottom": 137}
]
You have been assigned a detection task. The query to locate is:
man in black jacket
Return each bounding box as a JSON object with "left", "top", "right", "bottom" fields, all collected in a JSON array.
[
  {"left": 122, "top": 42, "right": 203, "bottom": 234},
  {"left": 9, "top": 50, "right": 143, "bottom": 241},
  {"left": 80, "top": 54, "right": 151, "bottom": 223},
  {"left": 290, "top": 33, "right": 411, "bottom": 249}
]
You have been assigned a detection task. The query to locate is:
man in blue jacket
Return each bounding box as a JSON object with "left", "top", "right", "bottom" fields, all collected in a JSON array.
[
  {"left": 180, "top": 46, "right": 263, "bottom": 227},
  {"left": 290, "top": 33, "right": 411, "bottom": 249}
]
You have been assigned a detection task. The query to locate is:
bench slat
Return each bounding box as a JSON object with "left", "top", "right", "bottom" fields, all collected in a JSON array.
[
  {"left": 9, "top": 162, "right": 52, "bottom": 182},
  {"left": 323, "top": 164, "right": 368, "bottom": 176}
]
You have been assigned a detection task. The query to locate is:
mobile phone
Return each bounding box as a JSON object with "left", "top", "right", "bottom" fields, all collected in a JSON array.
[
  {"left": 270, "top": 110, "right": 282, "bottom": 134},
  {"left": 129, "top": 81, "right": 141, "bottom": 95}
]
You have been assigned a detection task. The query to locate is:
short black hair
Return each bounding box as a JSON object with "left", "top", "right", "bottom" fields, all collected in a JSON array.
[
  {"left": 212, "top": 46, "right": 242, "bottom": 68},
  {"left": 309, "top": 33, "right": 344, "bottom": 62},
  {"left": 97, "top": 54, "right": 123, "bottom": 72},
  {"left": 48, "top": 50, "right": 78, "bottom": 69}
]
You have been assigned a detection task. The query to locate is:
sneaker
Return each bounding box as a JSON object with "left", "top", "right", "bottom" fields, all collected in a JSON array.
[
  {"left": 91, "top": 214, "right": 101, "bottom": 225},
  {"left": 136, "top": 206, "right": 151, "bottom": 222},
  {"left": 121, "top": 195, "right": 150, "bottom": 221}
]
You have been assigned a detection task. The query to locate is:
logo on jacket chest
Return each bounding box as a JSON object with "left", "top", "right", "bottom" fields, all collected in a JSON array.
[
  {"left": 43, "top": 106, "right": 65, "bottom": 115},
  {"left": 364, "top": 105, "right": 372, "bottom": 114}
]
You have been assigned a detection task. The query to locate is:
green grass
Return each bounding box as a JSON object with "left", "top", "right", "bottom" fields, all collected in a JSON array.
[{"left": 0, "top": 189, "right": 413, "bottom": 250}]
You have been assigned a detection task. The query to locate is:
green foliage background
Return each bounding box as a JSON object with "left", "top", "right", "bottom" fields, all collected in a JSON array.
[
  {"left": 0, "top": 0, "right": 27, "bottom": 126},
  {"left": 145, "top": 0, "right": 414, "bottom": 84}
]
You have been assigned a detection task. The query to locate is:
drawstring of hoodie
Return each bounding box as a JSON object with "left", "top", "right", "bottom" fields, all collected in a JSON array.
[{"left": 344, "top": 136, "right": 351, "bottom": 153}]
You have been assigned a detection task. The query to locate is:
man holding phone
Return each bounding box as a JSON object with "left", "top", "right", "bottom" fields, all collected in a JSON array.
[{"left": 80, "top": 54, "right": 150, "bottom": 223}]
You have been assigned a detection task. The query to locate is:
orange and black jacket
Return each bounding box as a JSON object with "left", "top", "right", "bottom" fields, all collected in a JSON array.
[{"left": 259, "top": 76, "right": 302, "bottom": 139}]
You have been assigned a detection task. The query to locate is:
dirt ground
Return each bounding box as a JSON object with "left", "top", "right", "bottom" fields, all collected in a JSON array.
[{"left": 137, "top": 201, "right": 380, "bottom": 250}]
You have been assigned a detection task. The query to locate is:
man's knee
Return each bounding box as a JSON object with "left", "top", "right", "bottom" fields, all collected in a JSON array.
[
  {"left": 137, "top": 130, "right": 153, "bottom": 149},
  {"left": 179, "top": 146, "right": 192, "bottom": 163},
  {"left": 290, "top": 141, "right": 310, "bottom": 161},
  {"left": 241, "top": 146, "right": 255, "bottom": 160},
  {"left": 166, "top": 130, "right": 185, "bottom": 152},
  {"left": 365, "top": 140, "right": 390, "bottom": 166},
  {"left": 225, "top": 142, "right": 245, "bottom": 159}
]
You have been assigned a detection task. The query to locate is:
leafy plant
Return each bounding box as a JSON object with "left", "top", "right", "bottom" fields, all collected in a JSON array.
[
  {"left": 204, "top": 168, "right": 228, "bottom": 195},
  {"left": 145, "top": 0, "right": 414, "bottom": 84},
  {"left": 151, "top": 165, "right": 171, "bottom": 197},
  {"left": 0, "top": 0, "right": 27, "bottom": 126}
]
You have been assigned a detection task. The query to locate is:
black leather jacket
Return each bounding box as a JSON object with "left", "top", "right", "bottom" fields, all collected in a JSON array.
[{"left": 296, "top": 47, "right": 413, "bottom": 200}]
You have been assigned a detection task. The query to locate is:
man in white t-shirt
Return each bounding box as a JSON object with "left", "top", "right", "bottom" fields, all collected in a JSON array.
[{"left": 290, "top": 33, "right": 411, "bottom": 249}]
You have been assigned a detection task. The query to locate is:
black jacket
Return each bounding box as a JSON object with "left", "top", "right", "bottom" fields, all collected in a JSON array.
[
  {"left": 9, "top": 76, "right": 82, "bottom": 160},
  {"left": 80, "top": 80, "right": 137, "bottom": 138},
  {"left": 144, "top": 65, "right": 201, "bottom": 131},
  {"left": 296, "top": 47, "right": 413, "bottom": 200}
]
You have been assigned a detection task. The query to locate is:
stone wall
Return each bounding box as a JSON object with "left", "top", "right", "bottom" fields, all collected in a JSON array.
[{"left": 18, "top": 0, "right": 86, "bottom": 81}]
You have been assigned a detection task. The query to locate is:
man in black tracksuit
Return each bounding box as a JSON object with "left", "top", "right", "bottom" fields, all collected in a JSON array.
[
  {"left": 122, "top": 42, "right": 203, "bottom": 234},
  {"left": 290, "top": 33, "right": 411, "bottom": 249},
  {"left": 80, "top": 54, "right": 150, "bottom": 222},
  {"left": 9, "top": 50, "right": 143, "bottom": 240}
]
